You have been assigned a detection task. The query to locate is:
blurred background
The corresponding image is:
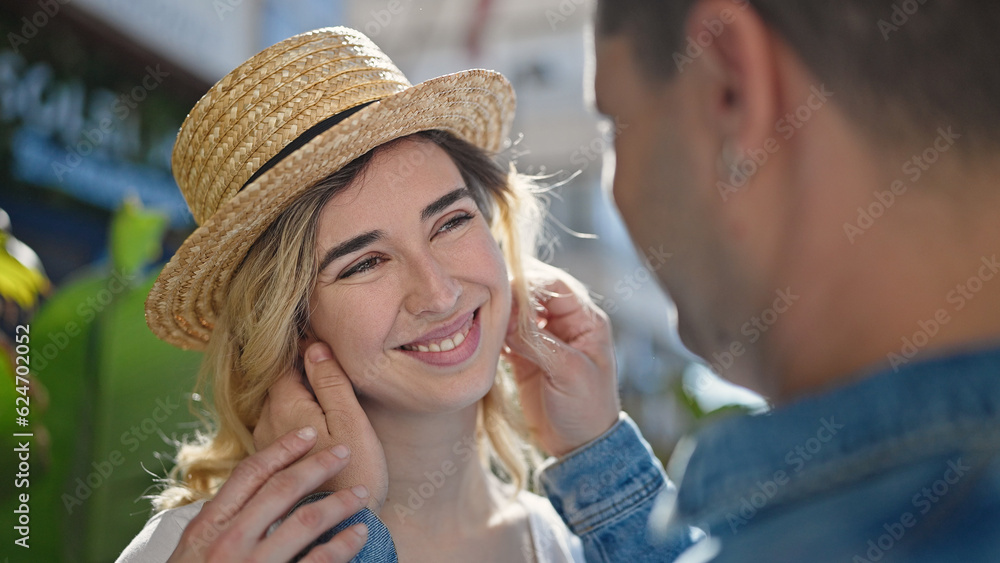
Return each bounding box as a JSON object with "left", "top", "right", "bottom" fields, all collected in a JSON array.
[{"left": 0, "top": 0, "right": 763, "bottom": 560}]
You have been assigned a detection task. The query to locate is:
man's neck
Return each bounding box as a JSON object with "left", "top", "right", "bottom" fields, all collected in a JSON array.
[{"left": 763, "top": 150, "right": 1000, "bottom": 403}]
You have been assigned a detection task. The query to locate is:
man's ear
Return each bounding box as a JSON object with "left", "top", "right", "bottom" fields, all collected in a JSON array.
[{"left": 684, "top": 0, "right": 779, "bottom": 161}]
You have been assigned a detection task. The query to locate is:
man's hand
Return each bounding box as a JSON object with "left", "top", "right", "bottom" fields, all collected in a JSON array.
[
  {"left": 254, "top": 343, "right": 388, "bottom": 514},
  {"left": 504, "top": 278, "right": 621, "bottom": 457},
  {"left": 167, "top": 427, "right": 369, "bottom": 562}
]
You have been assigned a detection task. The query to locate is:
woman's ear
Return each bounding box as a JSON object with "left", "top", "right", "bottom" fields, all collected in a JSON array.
[
  {"left": 297, "top": 328, "right": 320, "bottom": 394},
  {"left": 298, "top": 335, "right": 317, "bottom": 358},
  {"left": 298, "top": 320, "right": 320, "bottom": 353}
]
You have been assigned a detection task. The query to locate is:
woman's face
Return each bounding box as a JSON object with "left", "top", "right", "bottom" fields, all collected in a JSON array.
[{"left": 308, "top": 137, "right": 511, "bottom": 414}]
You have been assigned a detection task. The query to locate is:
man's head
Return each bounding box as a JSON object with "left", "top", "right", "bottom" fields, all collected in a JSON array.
[
  {"left": 596, "top": 1, "right": 1000, "bottom": 145},
  {"left": 593, "top": 0, "right": 1000, "bottom": 397}
]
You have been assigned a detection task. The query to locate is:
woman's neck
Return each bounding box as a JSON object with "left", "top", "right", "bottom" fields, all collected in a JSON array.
[{"left": 362, "top": 400, "right": 502, "bottom": 537}]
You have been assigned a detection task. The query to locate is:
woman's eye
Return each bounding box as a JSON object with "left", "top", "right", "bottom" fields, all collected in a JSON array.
[
  {"left": 339, "top": 256, "right": 384, "bottom": 279},
  {"left": 438, "top": 212, "right": 475, "bottom": 234}
]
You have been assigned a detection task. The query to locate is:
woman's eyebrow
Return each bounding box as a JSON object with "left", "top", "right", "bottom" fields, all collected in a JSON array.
[
  {"left": 318, "top": 187, "right": 471, "bottom": 272},
  {"left": 421, "top": 186, "right": 471, "bottom": 221},
  {"left": 319, "top": 229, "right": 385, "bottom": 272}
]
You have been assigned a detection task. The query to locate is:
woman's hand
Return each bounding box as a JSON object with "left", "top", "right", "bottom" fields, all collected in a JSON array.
[
  {"left": 254, "top": 342, "right": 388, "bottom": 514},
  {"left": 167, "top": 427, "right": 369, "bottom": 562},
  {"left": 504, "top": 278, "right": 621, "bottom": 457}
]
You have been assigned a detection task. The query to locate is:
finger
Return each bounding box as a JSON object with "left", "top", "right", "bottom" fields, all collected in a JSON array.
[
  {"left": 187, "top": 426, "right": 318, "bottom": 543},
  {"left": 299, "top": 523, "right": 369, "bottom": 563},
  {"left": 303, "top": 342, "right": 366, "bottom": 425},
  {"left": 503, "top": 341, "right": 545, "bottom": 385},
  {"left": 504, "top": 323, "right": 581, "bottom": 381},
  {"left": 252, "top": 394, "right": 274, "bottom": 451},
  {"left": 534, "top": 278, "right": 577, "bottom": 314},
  {"left": 506, "top": 280, "right": 583, "bottom": 361},
  {"left": 271, "top": 365, "right": 319, "bottom": 401},
  {"left": 233, "top": 444, "right": 354, "bottom": 539},
  {"left": 535, "top": 279, "right": 607, "bottom": 343},
  {"left": 504, "top": 322, "right": 548, "bottom": 366},
  {"left": 255, "top": 369, "right": 326, "bottom": 451},
  {"left": 268, "top": 367, "right": 326, "bottom": 417},
  {"left": 258, "top": 487, "right": 370, "bottom": 562}
]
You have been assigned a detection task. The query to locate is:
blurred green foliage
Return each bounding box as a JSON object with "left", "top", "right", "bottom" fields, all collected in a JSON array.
[
  {"left": 0, "top": 202, "right": 202, "bottom": 562},
  {"left": 0, "top": 231, "right": 50, "bottom": 309}
]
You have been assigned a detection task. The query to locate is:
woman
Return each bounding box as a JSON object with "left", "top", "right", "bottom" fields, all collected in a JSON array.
[{"left": 119, "top": 27, "right": 606, "bottom": 562}]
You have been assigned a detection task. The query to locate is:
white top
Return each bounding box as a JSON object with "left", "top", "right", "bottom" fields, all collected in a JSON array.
[{"left": 116, "top": 491, "right": 585, "bottom": 562}]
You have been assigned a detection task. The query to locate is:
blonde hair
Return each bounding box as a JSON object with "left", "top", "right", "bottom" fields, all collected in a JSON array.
[{"left": 154, "top": 131, "right": 556, "bottom": 511}]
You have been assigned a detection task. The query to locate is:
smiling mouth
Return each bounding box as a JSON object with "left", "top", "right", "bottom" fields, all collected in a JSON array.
[{"left": 399, "top": 309, "right": 478, "bottom": 353}]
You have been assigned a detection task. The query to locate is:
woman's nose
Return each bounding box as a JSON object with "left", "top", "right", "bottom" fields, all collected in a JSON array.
[{"left": 404, "top": 253, "right": 461, "bottom": 316}]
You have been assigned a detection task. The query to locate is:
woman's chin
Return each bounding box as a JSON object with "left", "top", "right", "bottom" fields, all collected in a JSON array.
[{"left": 359, "top": 366, "right": 498, "bottom": 416}]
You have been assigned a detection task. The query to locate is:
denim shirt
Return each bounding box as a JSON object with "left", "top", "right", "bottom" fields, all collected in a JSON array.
[
  {"left": 538, "top": 345, "right": 1000, "bottom": 562},
  {"left": 283, "top": 496, "right": 397, "bottom": 563}
]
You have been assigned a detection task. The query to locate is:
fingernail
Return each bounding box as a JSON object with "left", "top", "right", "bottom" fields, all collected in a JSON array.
[
  {"left": 354, "top": 523, "right": 368, "bottom": 538},
  {"left": 352, "top": 484, "right": 369, "bottom": 499},
  {"left": 331, "top": 444, "right": 350, "bottom": 459},
  {"left": 307, "top": 343, "right": 332, "bottom": 363},
  {"left": 297, "top": 426, "right": 316, "bottom": 440}
]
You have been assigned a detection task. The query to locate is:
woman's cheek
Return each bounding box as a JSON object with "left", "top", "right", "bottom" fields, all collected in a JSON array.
[
  {"left": 310, "top": 302, "right": 366, "bottom": 379},
  {"left": 334, "top": 316, "right": 394, "bottom": 390},
  {"left": 463, "top": 226, "right": 506, "bottom": 284},
  {"left": 482, "top": 236, "right": 510, "bottom": 304}
]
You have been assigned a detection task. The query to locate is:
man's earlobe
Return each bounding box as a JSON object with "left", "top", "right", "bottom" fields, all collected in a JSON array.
[{"left": 715, "top": 137, "right": 742, "bottom": 179}]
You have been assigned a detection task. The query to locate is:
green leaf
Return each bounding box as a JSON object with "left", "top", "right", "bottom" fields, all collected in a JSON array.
[
  {"left": 110, "top": 199, "right": 169, "bottom": 279},
  {"left": 0, "top": 266, "right": 202, "bottom": 562},
  {"left": 84, "top": 272, "right": 201, "bottom": 562},
  {"left": 0, "top": 273, "right": 107, "bottom": 561},
  {"left": 0, "top": 349, "right": 20, "bottom": 505}
]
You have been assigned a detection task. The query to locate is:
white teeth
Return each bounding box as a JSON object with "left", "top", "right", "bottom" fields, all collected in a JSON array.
[{"left": 401, "top": 313, "right": 475, "bottom": 353}]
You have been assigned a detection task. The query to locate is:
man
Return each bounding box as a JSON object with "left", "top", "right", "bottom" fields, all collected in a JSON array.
[
  {"left": 217, "top": 1, "right": 1000, "bottom": 561},
  {"left": 531, "top": 1, "right": 998, "bottom": 561}
]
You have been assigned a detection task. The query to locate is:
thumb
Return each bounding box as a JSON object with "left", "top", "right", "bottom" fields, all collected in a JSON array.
[{"left": 303, "top": 342, "right": 363, "bottom": 419}]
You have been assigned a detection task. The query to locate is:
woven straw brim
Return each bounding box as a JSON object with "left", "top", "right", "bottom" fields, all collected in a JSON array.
[{"left": 145, "top": 69, "right": 515, "bottom": 350}]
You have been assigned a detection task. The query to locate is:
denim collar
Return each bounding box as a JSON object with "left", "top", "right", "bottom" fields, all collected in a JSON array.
[{"left": 674, "top": 344, "right": 1000, "bottom": 524}]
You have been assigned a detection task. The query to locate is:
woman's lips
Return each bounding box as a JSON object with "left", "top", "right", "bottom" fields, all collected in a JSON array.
[
  {"left": 400, "top": 310, "right": 475, "bottom": 352},
  {"left": 397, "top": 309, "right": 482, "bottom": 367}
]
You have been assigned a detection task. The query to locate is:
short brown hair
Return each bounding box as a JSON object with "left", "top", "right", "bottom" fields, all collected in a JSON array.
[{"left": 597, "top": 1, "right": 1000, "bottom": 147}]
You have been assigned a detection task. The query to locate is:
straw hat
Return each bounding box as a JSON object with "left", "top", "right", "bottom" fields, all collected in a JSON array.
[{"left": 145, "top": 27, "right": 515, "bottom": 350}]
